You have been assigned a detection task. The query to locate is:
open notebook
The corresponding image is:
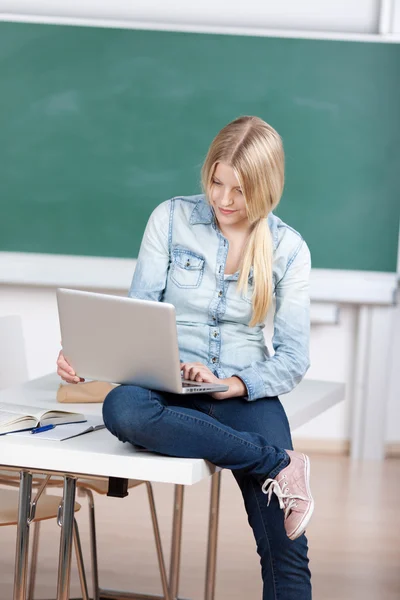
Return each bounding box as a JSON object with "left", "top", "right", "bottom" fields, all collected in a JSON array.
[{"left": 0, "top": 402, "right": 85, "bottom": 435}]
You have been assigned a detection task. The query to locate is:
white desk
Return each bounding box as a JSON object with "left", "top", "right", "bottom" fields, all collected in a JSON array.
[{"left": 0, "top": 374, "right": 345, "bottom": 600}]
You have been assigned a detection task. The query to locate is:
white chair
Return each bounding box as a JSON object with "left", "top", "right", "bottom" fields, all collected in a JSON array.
[{"left": 0, "top": 315, "right": 29, "bottom": 389}]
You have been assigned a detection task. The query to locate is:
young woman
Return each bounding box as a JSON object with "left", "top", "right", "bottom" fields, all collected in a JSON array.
[{"left": 57, "top": 116, "right": 313, "bottom": 599}]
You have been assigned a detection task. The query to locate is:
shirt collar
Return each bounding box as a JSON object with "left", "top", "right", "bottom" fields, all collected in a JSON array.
[{"left": 189, "top": 197, "right": 215, "bottom": 225}]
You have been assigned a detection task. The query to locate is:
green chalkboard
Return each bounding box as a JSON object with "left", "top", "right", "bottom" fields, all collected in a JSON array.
[{"left": 0, "top": 22, "right": 399, "bottom": 271}]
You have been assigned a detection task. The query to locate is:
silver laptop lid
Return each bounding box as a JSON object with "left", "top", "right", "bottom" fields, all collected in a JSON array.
[{"left": 57, "top": 288, "right": 184, "bottom": 393}]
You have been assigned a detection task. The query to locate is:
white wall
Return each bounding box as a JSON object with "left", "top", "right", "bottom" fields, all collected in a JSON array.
[
  {"left": 393, "top": 0, "right": 400, "bottom": 31},
  {"left": 0, "top": 0, "right": 384, "bottom": 33}
]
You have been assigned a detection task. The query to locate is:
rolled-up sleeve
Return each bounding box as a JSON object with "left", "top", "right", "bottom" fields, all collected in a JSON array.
[
  {"left": 234, "top": 240, "right": 311, "bottom": 400},
  {"left": 129, "top": 200, "right": 172, "bottom": 301}
]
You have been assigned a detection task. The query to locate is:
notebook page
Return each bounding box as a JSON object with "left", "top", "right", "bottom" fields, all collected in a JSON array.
[{"left": 0, "top": 402, "right": 44, "bottom": 420}]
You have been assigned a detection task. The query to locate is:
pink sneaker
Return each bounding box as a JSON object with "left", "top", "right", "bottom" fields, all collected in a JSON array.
[{"left": 262, "top": 450, "right": 314, "bottom": 541}]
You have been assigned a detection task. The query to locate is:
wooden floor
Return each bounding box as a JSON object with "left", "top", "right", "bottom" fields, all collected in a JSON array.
[{"left": 1, "top": 454, "right": 399, "bottom": 599}]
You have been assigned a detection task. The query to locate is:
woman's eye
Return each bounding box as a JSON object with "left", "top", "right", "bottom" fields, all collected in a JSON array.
[
  {"left": 237, "top": 189, "right": 243, "bottom": 195},
  {"left": 212, "top": 180, "right": 221, "bottom": 186}
]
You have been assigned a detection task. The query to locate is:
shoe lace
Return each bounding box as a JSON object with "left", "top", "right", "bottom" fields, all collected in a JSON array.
[{"left": 261, "top": 475, "right": 309, "bottom": 519}]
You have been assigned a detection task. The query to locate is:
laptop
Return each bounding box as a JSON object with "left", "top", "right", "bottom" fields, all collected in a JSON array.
[{"left": 56, "top": 288, "right": 229, "bottom": 395}]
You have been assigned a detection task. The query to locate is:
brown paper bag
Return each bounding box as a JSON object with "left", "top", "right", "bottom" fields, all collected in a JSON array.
[{"left": 57, "top": 381, "right": 117, "bottom": 404}]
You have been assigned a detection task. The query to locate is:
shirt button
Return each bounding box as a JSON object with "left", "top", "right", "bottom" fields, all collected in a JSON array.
[
  {"left": 213, "top": 331, "right": 218, "bottom": 338},
  {"left": 212, "top": 316, "right": 216, "bottom": 321},
  {"left": 211, "top": 357, "right": 217, "bottom": 363},
  {"left": 218, "top": 290, "right": 223, "bottom": 297}
]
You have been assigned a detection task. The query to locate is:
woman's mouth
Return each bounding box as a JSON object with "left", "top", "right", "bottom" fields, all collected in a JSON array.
[{"left": 218, "top": 207, "right": 236, "bottom": 215}]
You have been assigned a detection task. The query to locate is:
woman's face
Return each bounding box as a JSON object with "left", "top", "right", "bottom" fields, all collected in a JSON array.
[{"left": 209, "top": 163, "right": 249, "bottom": 231}]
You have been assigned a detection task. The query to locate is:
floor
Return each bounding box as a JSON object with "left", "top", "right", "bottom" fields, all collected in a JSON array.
[{"left": 0, "top": 454, "right": 399, "bottom": 599}]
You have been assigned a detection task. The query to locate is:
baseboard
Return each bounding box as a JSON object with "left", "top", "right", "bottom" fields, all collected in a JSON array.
[
  {"left": 292, "top": 437, "right": 400, "bottom": 458},
  {"left": 292, "top": 437, "right": 350, "bottom": 455}
]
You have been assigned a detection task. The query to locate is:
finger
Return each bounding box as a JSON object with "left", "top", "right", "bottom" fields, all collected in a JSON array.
[
  {"left": 57, "top": 357, "right": 75, "bottom": 376},
  {"left": 57, "top": 367, "right": 80, "bottom": 383},
  {"left": 59, "top": 362, "right": 75, "bottom": 376},
  {"left": 195, "top": 369, "right": 215, "bottom": 384},
  {"left": 181, "top": 362, "right": 203, "bottom": 370},
  {"left": 60, "top": 355, "right": 73, "bottom": 370},
  {"left": 57, "top": 366, "right": 72, "bottom": 379},
  {"left": 190, "top": 366, "right": 206, "bottom": 381},
  {"left": 59, "top": 374, "right": 78, "bottom": 384},
  {"left": 197, "top": 369, "right": 215, "bottom": 383},
  {"left": 58, "top": 350, "right": 71, "bottom": 366},
  {"left": 63, "top": 376, "right": 83, "bottom": 384},
  {"left": 181, "top": 363, "right": 208, "bottom": 381},
  {"left": 187, "top": 366, "right": 199, "bottom": 381},
  {"left": 181, "top": 363, "right": 195, "bottom": 380}
]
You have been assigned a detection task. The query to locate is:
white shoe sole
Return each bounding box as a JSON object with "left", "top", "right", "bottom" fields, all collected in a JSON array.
[{"left": 288, "top": 453, "right": 314, "bottom": 541}]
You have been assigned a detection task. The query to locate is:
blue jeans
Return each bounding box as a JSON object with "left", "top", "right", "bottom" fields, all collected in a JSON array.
[{"left": 102, "top": 386, "right": 312, "bottom": 600}]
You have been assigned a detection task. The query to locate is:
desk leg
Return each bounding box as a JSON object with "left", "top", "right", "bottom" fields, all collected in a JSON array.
[
  {"left": 204, "top": 472, "right": 221, "bottom": 600},
  {"left": 169, "top": 485, "right": 184, "bottom": 599},
  {"left": 57, "top": 476, "right": 77, "bottom": 600},
  {"left": 13, "top": 470, "right": 33, "bottom": 600}
]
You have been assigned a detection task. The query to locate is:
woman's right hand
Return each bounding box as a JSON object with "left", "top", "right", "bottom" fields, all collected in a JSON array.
[{"left": 57, "top": 350, "right": 85, "bottom": 384}]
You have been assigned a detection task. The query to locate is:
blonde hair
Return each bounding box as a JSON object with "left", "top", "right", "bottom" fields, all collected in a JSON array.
[{"left": 201, "top": 116, "right": 285, "bottom": 326}]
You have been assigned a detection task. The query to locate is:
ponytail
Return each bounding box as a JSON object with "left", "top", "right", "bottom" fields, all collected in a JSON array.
[{"left": 238, "top": 218, "right": 273, "bottom": 326}]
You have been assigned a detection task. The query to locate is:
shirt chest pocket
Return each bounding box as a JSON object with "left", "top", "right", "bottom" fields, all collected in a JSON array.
[
  {"left": 241, "top": 276, "right": 254, "bottom": 305},
  {"left": 170, "top": 248, "right": 205, "bottom": 289}
]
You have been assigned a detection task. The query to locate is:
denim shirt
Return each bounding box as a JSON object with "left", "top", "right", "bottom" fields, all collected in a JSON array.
[{"left": 129, "top": 194, "right": 311, "bottom": 401}]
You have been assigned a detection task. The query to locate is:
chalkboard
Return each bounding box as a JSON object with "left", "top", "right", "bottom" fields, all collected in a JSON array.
[{"left": 0, "top": 22, "right": 399, "bottom": 271}]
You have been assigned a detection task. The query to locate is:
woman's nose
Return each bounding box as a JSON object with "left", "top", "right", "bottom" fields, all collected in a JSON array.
[{"left": 221, "top": 191, "right": 234, "bottom": 206}]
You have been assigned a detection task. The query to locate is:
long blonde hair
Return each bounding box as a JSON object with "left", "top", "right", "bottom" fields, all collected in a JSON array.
[{"left": 201, "top": 116, "right": 285, "bottom": 326}]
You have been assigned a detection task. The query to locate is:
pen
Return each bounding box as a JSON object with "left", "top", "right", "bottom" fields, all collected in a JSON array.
[{"left": 31, "top": 424, "right": 55, "bottom": 434}]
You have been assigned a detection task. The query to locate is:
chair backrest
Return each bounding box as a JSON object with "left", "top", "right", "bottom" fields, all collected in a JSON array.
[
  {"left": 0, "top": 315, "right": 29, "bottom": 390},
  {"left": 0, "top": 488, "right": 81, "bottom": 526}
]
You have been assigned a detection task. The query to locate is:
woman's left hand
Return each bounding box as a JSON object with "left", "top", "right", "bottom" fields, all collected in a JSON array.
[{"left": 180, "top": 362, "right": 246, "bottom": 400}]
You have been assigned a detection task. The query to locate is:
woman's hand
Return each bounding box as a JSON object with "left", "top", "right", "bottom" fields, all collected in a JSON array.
[
  {"left": 180, "top": 362, "right": 246, "bottom": 400},
  {"left": 57, "top": 349, "right": 85, "bottom": 384}
]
